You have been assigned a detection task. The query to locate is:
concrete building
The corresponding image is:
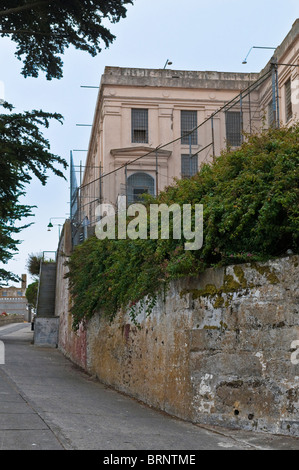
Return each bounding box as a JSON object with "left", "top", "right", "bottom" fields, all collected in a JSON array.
[
  {"left": 71, "top": 19, "right": 299, "bottom": 244},
  {"left": 0, "top": 274, "right": 28, "bottom": 318}
]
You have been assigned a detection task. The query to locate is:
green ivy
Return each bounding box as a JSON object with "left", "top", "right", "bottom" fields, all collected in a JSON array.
[{"left": 66, "top": 124, "right": 299, "bottom": 330}]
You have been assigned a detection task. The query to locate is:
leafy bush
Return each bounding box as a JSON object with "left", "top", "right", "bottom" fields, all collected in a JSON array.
[
  {"left": 67, "top": 237, "right": 163, "bottom": 330},
  {"left": 25, "top": 281, "right": 39, "bottom": 307},
  {"left": 67, "top": 124, "right": 299, "bottom": 330}
]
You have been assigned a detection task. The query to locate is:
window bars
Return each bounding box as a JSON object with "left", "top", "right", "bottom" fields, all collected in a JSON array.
[
  {"left": 181, "top": 110, "right": 198, "bottom": 145},
  {"left": 226, "top": 111, "right": 242, "bottom": 147},
  {"left": 131, "top": 109, "right": 148, "bottom": 143},
  {"left": 181, "top": 154, "right": 198, "bottom": 178},
  {"left": 127, "top": 172, "right": 155, "bottom": 204}
]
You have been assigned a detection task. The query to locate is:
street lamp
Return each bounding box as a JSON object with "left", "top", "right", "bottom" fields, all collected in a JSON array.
[
  {"left": 163, "top": 59, "right": 173, "bottom": 69},
  {"left": 47, "top": 217, "right": 65, "bottom": 237},
  {"left": 242, "top": 46, "right": 276, "bottom": 64}
]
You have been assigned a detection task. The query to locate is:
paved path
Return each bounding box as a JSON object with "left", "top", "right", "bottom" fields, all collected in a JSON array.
[{"left": 1, "top": 323, "right": 299, "bottom": 451}]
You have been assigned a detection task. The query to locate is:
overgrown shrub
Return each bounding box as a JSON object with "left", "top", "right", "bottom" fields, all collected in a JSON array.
[
  {"left": 25, "top": 280, "right": 39, "bottom": 307},
  {"left": 67, "top": 124, "right": 299, "bottom": 330},
  {"left": 26, "top": 253, "right": 43, "bottom": 278}
]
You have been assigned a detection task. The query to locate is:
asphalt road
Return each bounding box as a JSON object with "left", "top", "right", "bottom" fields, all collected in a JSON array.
[{"left": 0, "top": 323, "right": 299, "bottom": 452}]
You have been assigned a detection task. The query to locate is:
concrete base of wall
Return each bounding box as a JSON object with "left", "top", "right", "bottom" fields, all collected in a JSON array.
[{"left": 34, "top": 317, "right": 59, "bottom": 348}]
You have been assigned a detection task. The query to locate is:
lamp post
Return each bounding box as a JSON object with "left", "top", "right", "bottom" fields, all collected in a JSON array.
[
  {"left": 47, "top": 217, "right": 65, "bottom": 237},
  {"left": 242, "top": 46, "right": 276, "bottom": 64},
  {"left": 163, "top": 59, "right": 173, "bottom": 69}
]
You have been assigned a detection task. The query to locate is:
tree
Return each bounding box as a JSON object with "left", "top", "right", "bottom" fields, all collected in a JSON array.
[
  {"left": 0, "top": 1, "right": 133, "bottom": 280},
  {"left": 0, "top": 101, "right": 67, "bottom": 284},
  {"left": 25, "top": 280, "right": 38, "bottom": 307},
  {"left": 0, "top": 0, "right": 133, "bottom": 80}
]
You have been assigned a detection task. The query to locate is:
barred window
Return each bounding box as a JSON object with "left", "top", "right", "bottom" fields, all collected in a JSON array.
[
  {"left": 226, "top": 111, "right": 241, "bottom": 147},
  {"left": 127, "top": 172, "right": 155, "bottom": 204},
  {"left": 285, "top": 79, "right": 292, "bottom": 122},
  {"left": 131, "top": 109, "right": 148, "bottom": 143},
  {"left": 181, "top": 154, "right": 198, "bottom": 178},
  {"left": 181, "top": 110, "right": 197, "bottom": 145}
]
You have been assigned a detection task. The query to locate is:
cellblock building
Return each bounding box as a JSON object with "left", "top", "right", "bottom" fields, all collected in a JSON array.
[{"left": 70, "top": 19, "right": 299, "bottom": 245}]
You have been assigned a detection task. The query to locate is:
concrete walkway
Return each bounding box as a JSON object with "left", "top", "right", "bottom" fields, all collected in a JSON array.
[{"left": 1, "top": 323, "right": 299, "bottom": 451}]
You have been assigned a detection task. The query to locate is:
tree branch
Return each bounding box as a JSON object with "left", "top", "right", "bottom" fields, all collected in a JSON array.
[
  {"left": 0, "top": 1, "right": 54, "bottom": 18},
  {"left": 0, "top": 29, "right": 63, "bottom": 36}
]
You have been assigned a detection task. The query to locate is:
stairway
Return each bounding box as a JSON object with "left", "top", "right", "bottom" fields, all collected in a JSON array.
[
  {"left": 34, "top": 262, "right": 59, "bottom": 347},
  {"left": 36, "top": 262, "right": 57, "bottom": 317}
]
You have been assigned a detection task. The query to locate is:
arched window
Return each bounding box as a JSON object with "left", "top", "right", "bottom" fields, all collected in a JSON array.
[{"left": 127, "top": 172, "right": 155, "bottom": 203}]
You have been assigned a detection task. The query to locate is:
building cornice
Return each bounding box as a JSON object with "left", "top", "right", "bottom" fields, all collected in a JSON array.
[
  {"left": 101, "top": 67, "right": 259, "bottom": 91},
  {"left": 110, "top": 146, "right": 171, "bottom": 158}
]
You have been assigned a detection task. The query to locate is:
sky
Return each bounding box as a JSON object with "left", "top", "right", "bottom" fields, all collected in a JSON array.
[{"left": 0, "top": 0, "right": 298, "bottom": 287}]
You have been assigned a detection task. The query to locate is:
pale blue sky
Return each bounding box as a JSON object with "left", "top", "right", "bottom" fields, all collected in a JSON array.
[{"left": 0, "top": 0, "right": 298, "bottom": 286}]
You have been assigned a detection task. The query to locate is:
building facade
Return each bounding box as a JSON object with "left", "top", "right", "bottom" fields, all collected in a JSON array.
[
  {"left": 0, "top": 274, "right": 28, "bottom": 318},
  {"left": 71, "top": 19, "right": 299, "bottom": 245}
]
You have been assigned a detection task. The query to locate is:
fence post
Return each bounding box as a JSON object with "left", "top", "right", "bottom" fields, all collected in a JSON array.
[
  {"left": 70, "top": 151, "right": 74, "bottom": 247},
  {"left": 248, "top": 90, "right": 252, "bottom": 134},
  {"left": 211, "top": 116, "right": 215, "bottom": 161},
  {"left": 275, "top": 63, "right": 280, "bottom": 128},
  {"left": 240, "top": 92, "right": 243, "bottom": 143},
  {"left": 79, "top": 161, "right": 82, "bottom": 227},
  {"left": 155, "top": 150, "right": 159, "bottom": 196},
  {"left": 99, "top": 163, "right": 102, "bottom": 203},
  {"left": 225, "top": 111, "right": 229, "bottom": 150},
  {"left": 189, "top": 133, "right": 192, "bottom": 177},
  {"left": 70, "top": 151, "right": 73, "bottom": 222},
  {"left": 271, "top": 61, "right": 278, "bottom": 128},
  {"left": 125, "top": 164, "right": 128, "bottom": 206}
]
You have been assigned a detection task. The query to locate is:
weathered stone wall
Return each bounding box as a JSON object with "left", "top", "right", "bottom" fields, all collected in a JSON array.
[
  {"left": 186, "top": 256, "right": 299, "bottom": 436},
  {"left": 87, "top": 283, "right": 194, "bottom": 420},
  {"left": 55, "top": 221, "right": 87, "bottom": 370},
  {"left": 56, "top": 253, "right": 299, "bottom": 437}
]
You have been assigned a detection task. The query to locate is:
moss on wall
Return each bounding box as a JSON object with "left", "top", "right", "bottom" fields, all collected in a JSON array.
[
  {"left": 250, "top": 262, "right": 279, "bottom": 284},
  {"left": 180, "top": 261, "right": 280, "bottom": 310}
]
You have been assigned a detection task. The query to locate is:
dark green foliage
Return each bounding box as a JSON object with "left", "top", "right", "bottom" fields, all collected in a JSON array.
[
  {"left": 67, "top": 124, "right": 299, "bottom": 330},
  {"left": 67, "top": 237, "right": 163, "bottom": 330},
  {"left": 0, "top": 102, "right": 67, "bottom": 283},
  {"left": 25, "top": 280, "right": 38, "bottom": 306},
  {"left": 0, "top": 0, "right": 133, "bottom": 79}
]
